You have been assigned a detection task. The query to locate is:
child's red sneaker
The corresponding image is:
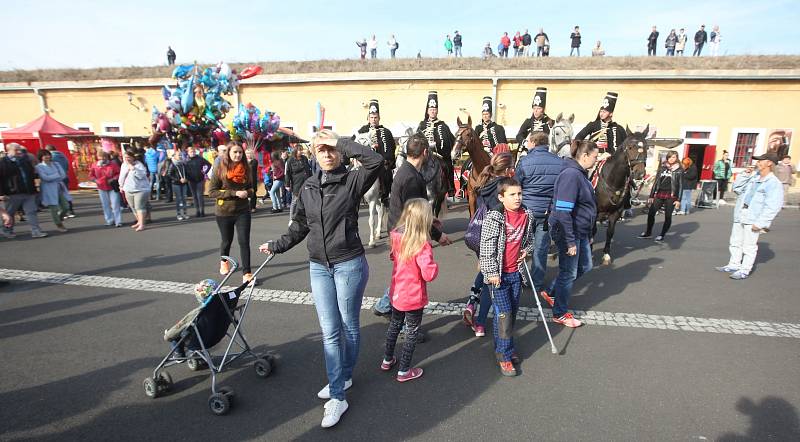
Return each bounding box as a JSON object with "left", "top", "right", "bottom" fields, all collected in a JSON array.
[
  {"left": 380, "top": 356, "right": 397, "bottom": 371},
  {"left": 396, "top": 367, "right": 423, "bottom": 382}
]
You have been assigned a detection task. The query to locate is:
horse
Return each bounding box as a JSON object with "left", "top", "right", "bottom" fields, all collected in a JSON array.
[
  {"left": 549, "top": 112, "right": 574, "bottom": 158},
  {"left": 395, "top": 126, "right": 450, "bottom": 218},
  {"left": 451, "top": 113, "right": 491, "bottom": 218},
  {"left": 353, "top": 131, "right": 386, "bottom": 248},
  {"left": 593, "top": 125, "right": 650, "bottom": 265}
]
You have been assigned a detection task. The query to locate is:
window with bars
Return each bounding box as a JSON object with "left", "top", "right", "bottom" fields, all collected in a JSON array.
[
  {"left": 685, "top": 131, "right": 711, "bottom": 139},
  {"left": 733, "top": 133, "right": 758, "bottom": 167}
]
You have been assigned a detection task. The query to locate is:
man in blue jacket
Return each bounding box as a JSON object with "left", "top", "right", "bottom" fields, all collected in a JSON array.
[
  {"left": 514, "top": 131, "right": 563, "bottom": 293},
  {"left": 716, "top": 153, "right": 783, "bottom": 280}
]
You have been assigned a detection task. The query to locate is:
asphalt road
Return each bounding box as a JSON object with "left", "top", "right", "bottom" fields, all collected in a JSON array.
[{"left": 1, "top": 194, "right": 799, "bottom": 441}]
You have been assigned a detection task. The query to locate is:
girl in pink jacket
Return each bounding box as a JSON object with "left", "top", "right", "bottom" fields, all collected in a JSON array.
[{"left": 380, "top": 198, "right": 439, "bottom": 382}]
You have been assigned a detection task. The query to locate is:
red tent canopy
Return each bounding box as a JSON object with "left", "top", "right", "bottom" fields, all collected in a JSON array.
[{"left": 1, "top": 114, "right": 95, "bottom": 190}]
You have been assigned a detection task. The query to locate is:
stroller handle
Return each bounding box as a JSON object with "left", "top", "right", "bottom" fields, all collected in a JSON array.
[{"left": 221, "top": 256, "right": 239, "bottom": 273}]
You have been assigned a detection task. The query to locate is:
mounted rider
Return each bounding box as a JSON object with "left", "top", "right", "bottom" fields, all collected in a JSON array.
[
  {"left": 354, "top": 99, "right": 396, "bottom": 205},
  {"left": 515, "top": 87, "right": 552, "bottom": 156},
  {"left": 474, "top": 96, "right": 508, "bottom": 156},
  {"left": 575, "top": 91, "right": 627, "bottom": 159},
  {"left": 417, "top": 91, "right": 456, "bottom": 194}
]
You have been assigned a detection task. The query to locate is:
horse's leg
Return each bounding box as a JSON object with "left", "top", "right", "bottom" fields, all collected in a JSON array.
[
  {"left": 367, "top": 199, "right": 377, "bottom": 248},
  {"left": 602, "top": 210, "right": 621, "bottom": 265},
  {"left": 376, "top": 201, "right": 384, "bottom": 241}
]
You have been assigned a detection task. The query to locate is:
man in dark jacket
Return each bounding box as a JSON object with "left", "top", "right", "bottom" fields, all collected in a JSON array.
[
  {"left": 353, "top": 99, "right": 395, "bottom": 205},
  {"left": 516, "top": 87, "right": 552, "bottom": 155},
  {"left": 534, "top": 28, "right": 549, "bottom": 56},
  {"left": 285, "top": 147, "right": 311, "bottom": 224},
  {"left": 515, "top": 131, "right": 563, "bottom": 291},
  {"left": 167, "top": 46, "right": 176, "bottom": 65},
  {"left": 521, "top": 29, "right": 532, "bottom": 56},
  {"left": 575, "top": 91, "right": 627, "bottom": 157},
  {"left": 453, "top": 31, "right": 463, "bottom": 57},
  {"left": 693, "top": 25, "right": 707, "bottom": 56},
  {"left": 373, "top": 134, "right": 451, "bottom": 323},
  {"left": 475, "top": 96, "right": 508, "bottom": 154},
  {"left": 570, "top": 26, "right": 581, "bottom": 56},
  {"left": 184, "top": 146, "right": 211, "bottom": 217},
  {"left": 0, "top": 143, "right": 46, "bottom": 238},
  {"left": 417, "top": 91, "right": 455, "bottom": 194},
  {"left": 647, "top": 26, "right": 659, "bottom": 56}
]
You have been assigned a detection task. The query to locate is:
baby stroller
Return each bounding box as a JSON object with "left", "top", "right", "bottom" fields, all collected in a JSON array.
[{"left": 142, "top": 255, "right": 276, "bottom": 416}]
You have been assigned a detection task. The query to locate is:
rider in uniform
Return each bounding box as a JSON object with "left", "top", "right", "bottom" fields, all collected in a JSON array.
[
  {"left": 576, "top": 91, "right": 635, "bottom": 218},
  {"left": 417, "top": 91, "right": 455, "bottom": 194},
  {"left": 355, "top": 99, "right": 395, "bottom": 205},
  {"left": 575, "top": 91, "right": 626, "bottom": 159},
  {"left": 474, "top": 96, "right": 508, "bottom": 156},
  {"left": 515, "top": 87, "right": 552, "bottom": 156}
]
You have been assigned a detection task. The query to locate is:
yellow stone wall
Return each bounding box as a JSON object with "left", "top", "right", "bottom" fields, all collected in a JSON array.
[{"left": 2, "top": 73, "right": 798, "bottom": 174}]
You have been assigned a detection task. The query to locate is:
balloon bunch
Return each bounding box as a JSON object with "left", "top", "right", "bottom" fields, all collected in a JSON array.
[
  {"left": 150, "top": 62, "right": 264, "bottom": 146},
  {"left": 229, "top": 102, "right": 282, "bottom": 151}
]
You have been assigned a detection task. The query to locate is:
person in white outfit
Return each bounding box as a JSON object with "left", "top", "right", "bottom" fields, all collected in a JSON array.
[
  {"left": 710, "top": 25, "right": 721, "bottom": 56},
  {"left": 715, "top": 153, "right": 783, "bottom": 280}
]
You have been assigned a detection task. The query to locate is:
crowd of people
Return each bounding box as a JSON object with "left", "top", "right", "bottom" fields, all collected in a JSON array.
[
  {"left": 353, "top": 24, "right": 723, "bottom": 59},
  {"left": 1, "top": 85, "right": 792, "bottom": 429}
]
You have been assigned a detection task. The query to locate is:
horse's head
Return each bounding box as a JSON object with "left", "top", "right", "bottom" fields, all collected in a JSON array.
[
  {"left": 452, "top": 113, "right": 476, "bottom": 159},
  {"left": 619, "top": 124, "right": 650, "bottom": 180},
  {"left": 549, "top": 112, "right": 574, "bottom": 156}
]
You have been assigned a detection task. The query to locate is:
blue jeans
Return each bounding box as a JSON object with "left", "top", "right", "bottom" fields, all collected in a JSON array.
[
  {"left": 491, "top": 272, "right": 521, "bottom": 361},
  {"left": 680, "top": 189, "right": 694, "bottom": 214},
  {"left": 172, "top": 183, "right": 187, "bottom": 215},
  {"left": 309, "top": 254, "right": 369, "bottom": 401},
  {"left": 474, "top": 272, "right": 492, "bottom": 327},
  {"left": 269, "top": 179, "right": 284, "bottom": 210},
  {"left": 549, "top": 232, "right": 593, "bottom": 317},
  {"left": 98, "top": 189, "right": 122, "bottom": 225},
  {"left": 531, "top": 216, "right": 551, "bottom": 290},
  {"left": 149, "top": 169, "right": 161, "bottom": 199}
]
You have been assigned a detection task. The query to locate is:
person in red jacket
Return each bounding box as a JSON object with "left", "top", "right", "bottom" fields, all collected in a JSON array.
[
  {"left": 500, "top": 32, "right": 511, "bottom": 57},
  {"left": 88, "top": 151, "right": 122, "bottom": 227},
  {"left": 381, "top": 198, "right": 439, "bottom": 383}
]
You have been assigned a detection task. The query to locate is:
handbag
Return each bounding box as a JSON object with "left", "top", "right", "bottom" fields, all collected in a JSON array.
[{"left": 464, "top": 204, "right": 488, "bottom": 255}]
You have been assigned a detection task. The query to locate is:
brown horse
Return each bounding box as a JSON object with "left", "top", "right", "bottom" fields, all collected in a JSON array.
[{"left": 452, "top": 114, "right": 491, "bottom": 218}]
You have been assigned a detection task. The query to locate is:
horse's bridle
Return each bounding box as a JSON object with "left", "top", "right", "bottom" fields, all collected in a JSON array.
[
  {"left": 551, "top": 124, "right": 571, "bottom": 150},
  {"left": 453, "top": 124, "right": 471, "bottom": 156}
]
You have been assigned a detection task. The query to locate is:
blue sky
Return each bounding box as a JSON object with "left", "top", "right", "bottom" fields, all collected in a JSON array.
[{"left": 1, "top": 0, "right": 798, "bottom": 70}]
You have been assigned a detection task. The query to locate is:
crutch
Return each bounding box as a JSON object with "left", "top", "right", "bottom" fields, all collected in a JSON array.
[{"left": 522, "top": 260, "right": 558, "bottom": 354}]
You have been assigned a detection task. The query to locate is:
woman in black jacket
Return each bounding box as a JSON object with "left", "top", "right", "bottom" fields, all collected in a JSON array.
[
  {"left": 184, "top": 146, "right": 211, "bottom": 217},
  {"left": 639, "top": 150, "right": 684, "bottom": 242},
  {"left": 284, "top": 147, "right": 311, "bottom": 225},
  {"left": 679, "top": 157, "right": 699, "bottom": 215},
  {"left": 259, "top": 131, "right": 382, "bottom": 428}
]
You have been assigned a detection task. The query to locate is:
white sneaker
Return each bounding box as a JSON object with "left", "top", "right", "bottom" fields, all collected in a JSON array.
[
  {"left": 317, "top": 379, "right": 352, "bottom": 399},
  {"left": 718, "top": 199, "right": 727, "bottom": 205},
  {"left": 321, "top": 399, "right": 348, "bottom": 428}
]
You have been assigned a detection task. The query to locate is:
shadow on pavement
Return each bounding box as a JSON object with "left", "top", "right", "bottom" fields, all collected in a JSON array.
[{"left": 718, "top": 396, "right": 800, "bottom": 441}]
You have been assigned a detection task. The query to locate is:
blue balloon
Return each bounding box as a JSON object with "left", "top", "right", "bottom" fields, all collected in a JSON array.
[{"left": 172, "top": 64, "right": 194, "bottom": 79}]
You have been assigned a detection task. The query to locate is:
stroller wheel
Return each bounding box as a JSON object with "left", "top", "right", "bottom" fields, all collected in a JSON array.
[
  {"left": 187, "top": 357, "right": 207, "bottom": 372},
  {"left": 218, "top": 386, "right": 235, "bottom": 398},
  {"left": 143, "top": 377, "right": 160, "bottom": 399},
  {"left": 208, "top": 393, "right": 230, "bottom": 416},
  {"left": 157, "top": 371, "right": 173, "bottom": 392},
  {"left": 254, "top": 358, "right": 272, "bottom": 378}
]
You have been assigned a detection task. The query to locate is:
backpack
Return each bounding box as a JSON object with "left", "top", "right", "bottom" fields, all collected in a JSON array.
[
  {"left": 464, "top": 204, "right": 488, "bottom": 255},
  {"left": 395, "top": 41, "right": 399, "bottom": 49}
]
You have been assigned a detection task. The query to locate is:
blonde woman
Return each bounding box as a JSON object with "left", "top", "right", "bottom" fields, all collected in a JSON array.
[
  {"left": 259, "top": 130, "right": 383, "bottom": 428},
  {"left": 381, "top": 199, "right": 439, "bottom": 383}
]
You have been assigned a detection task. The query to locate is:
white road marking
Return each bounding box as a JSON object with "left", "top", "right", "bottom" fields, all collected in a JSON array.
[{"left": 2, "top": 268, "right": 799, "bottom": 339}]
